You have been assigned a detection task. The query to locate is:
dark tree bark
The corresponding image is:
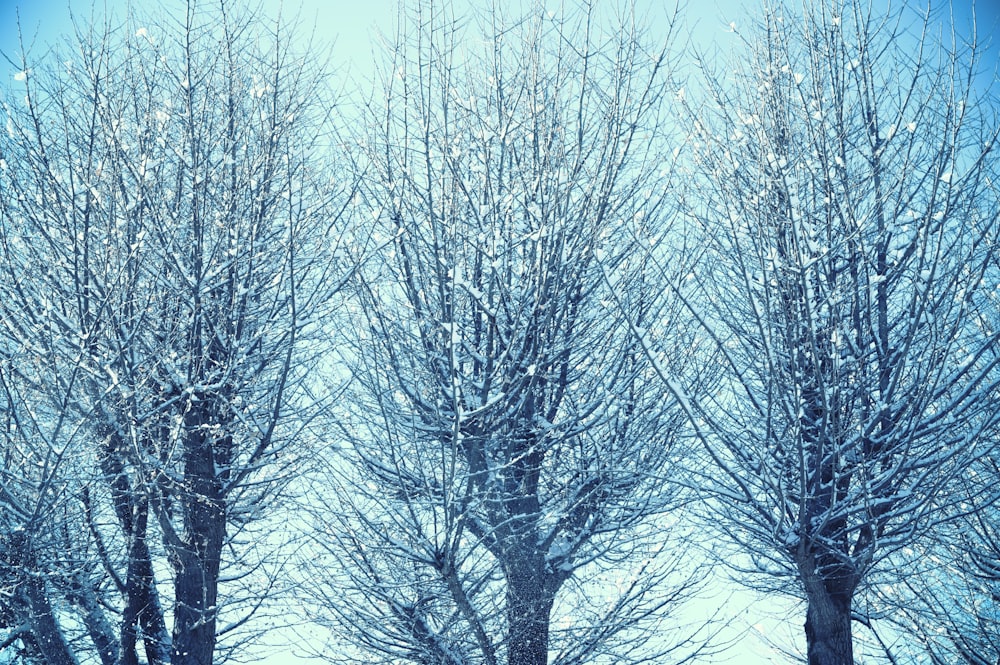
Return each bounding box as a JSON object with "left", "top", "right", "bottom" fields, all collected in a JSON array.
[
  {"left": 3, "top": 532, "right": 78, "bottom": 665},
  {"left": 67, "top": 575, "right": 118, "bottom": 665},
  {"left": 799, "top": 558, "right": 855, "bottom": 665},
  {"left": 97, "top": 425, "right": 171, "bottom": 665},
  {"left": 168, "top": 399, "right": 229, "bottom": 665},
  {"left": 504, "top": 559, "right": 558, "bottom": 665}
]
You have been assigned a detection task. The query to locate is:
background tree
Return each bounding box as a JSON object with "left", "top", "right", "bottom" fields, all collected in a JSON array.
[
  {"left": 870, "top": 453, "right": 1000, "bottom": 663},
  {"left": 0, "top": 371, "right": 88, "bottom": 665},
  {"left": 300, "top": 3, "right": 712, "bottom": 664},
  {"left": 0, "top": 2, "right": 349, "bottom": 663},
  {"left": 652, "top": 1, "right": 1000, "bottom": 663}
]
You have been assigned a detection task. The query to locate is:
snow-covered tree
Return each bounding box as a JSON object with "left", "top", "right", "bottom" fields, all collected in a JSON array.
[
  {"left": 301, "top": 3, "right": 711, "bottom": 665},
  {"left": 657, "top": 1, "right": 1000, "bottom": 663},
  {"left": 0, "top": 372, "right": 87, "bottom": 665},
  {"left": 872, "top": 455, "right": 1000, "bottom": 664},
  {"left": 0, "top": 2, "right": 349, "bottom": 663}
]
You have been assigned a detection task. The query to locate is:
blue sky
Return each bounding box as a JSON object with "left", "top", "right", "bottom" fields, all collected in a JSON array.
[
  {"left": 0, "top": 0, "right": 750, "bottom": 73},
  {"left": 1, "top": 0, "right": 994, "bottom": 93}
]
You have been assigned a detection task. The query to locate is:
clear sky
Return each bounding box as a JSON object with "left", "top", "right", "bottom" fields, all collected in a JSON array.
[
  {"left": 0, "top": 0, "right": 995, "bottom": 663},
  {"left": 2, "top": 0, "right": 995, "bottom": 95},
  {"left": 0, "top": 0, "right": 752, "bottom": 72}
]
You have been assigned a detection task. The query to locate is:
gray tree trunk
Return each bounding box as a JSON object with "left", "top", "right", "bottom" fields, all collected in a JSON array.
[{"left": 800, "top": 558, "right": 855, "bottom": 665}]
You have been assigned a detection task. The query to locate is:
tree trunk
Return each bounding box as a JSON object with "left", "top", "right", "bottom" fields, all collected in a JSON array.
[
  {"left": 6, "top": 531, "right": 79, "bottom": 665},
  {"left": 123, "top": 501, "right": 170, "bottom": 665},
  {"left": 169, "top": 402, "right": 227, "bottom": 665},
  {"left": 23, "top": 574, "right": 78, "bottom": 665},
  {"left": 804, "top": 593, "right": 853, "bottom": 665},
  {"left": 171, "top": 544, "right": 221, "bottom": 665},
  {"left": 97, "top": 428, "right": 171, "bottom": 665},
  {"left": 799, "top": 558, "right": 855, "bottom": 665},
  {"left": 505, "top": 563, "right": 555, "bottom": 665},
  {"left": 68, "top": 572, "right": 117, "bottom": 665}
]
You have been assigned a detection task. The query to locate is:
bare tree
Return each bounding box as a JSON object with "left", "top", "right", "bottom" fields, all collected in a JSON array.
[
  {"left": 0, "top": 371, "right": 87, "bottom": 665},
  {"left": 0, "top": 2, "right": 348, "bottom": 663},
  {"left": 868, "top": 454, "right": 1000, "bottom": 664},
  {"left": 300, "top": 3, "right": 711, "bottom": 665},
  {"left": 647, "top": 1, "right": 1000, "bottom": 663}
]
